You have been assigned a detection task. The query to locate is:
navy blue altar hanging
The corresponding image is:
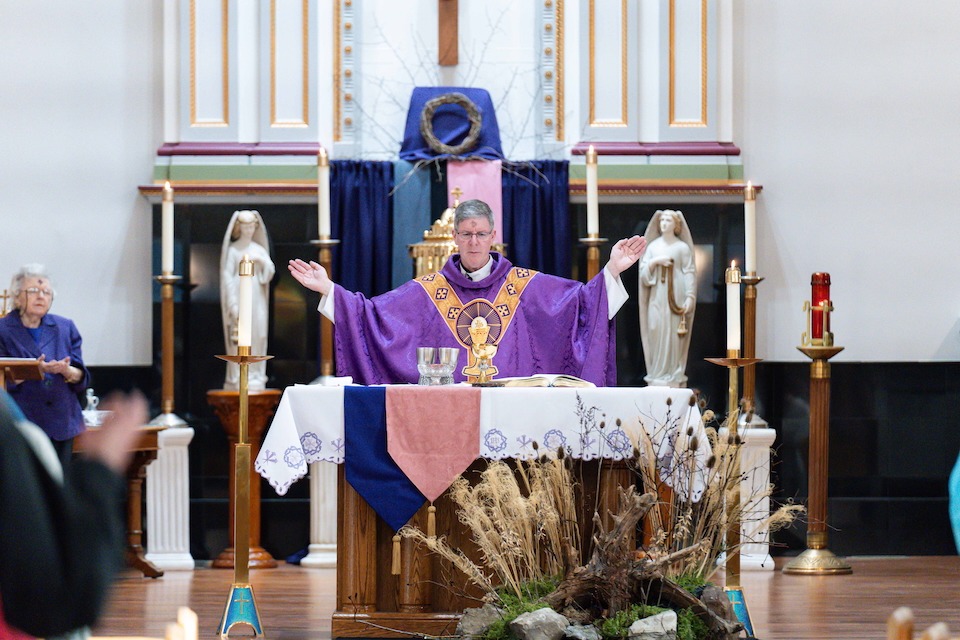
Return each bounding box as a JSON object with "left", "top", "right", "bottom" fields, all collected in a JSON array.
[
  {"left": 399, "top": 87, "right": 503, "bottom": 161},
  {"left": 330, "top": 160, "right": 394, "bottom": 298}
]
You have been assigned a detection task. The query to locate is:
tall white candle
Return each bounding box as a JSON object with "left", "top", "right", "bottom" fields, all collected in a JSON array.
[
  {"left": 585, "top": 145, "right": 599, "bottom": 236},
  {"left": 318, "top": 147, "right": 331, "bottom": 238},
  {"left": 237, "top": 255, "right": 253, "bottom": 348},
  {"left": 161, "top": 181, "right": 174, "bottom": 273},
  {"left": 726, "top": 261, "right": 741, "bottom": 351},
  {"left": 744, "top": 181, "right": 757, "bottom": 274}
]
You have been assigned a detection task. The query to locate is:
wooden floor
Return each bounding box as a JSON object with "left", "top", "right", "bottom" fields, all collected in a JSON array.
[{"left": 92, "top": 556, "right": 960, "bottom": 639}]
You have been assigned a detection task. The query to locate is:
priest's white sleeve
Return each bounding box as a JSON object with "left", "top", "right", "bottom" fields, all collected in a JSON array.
[
  {"left": 317, "top": 284, "right": 336, "bottom": 323},
  {"left": 603, "top": 267, "right": 629, "bottom": 319}
]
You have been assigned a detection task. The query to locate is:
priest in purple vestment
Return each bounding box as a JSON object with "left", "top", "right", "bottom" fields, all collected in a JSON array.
[{"left": 288, "top": 199, "right": 646, "bottom": 386}]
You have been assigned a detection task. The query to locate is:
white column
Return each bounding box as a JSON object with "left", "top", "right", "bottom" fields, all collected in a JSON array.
[
  {"left": 299, "top": 461, "right": 337, "bottom": 568},
  {"left": 145, "top": 426, "right": 196, "bottom": 571},
  {"left": 736, "top": 418, "right": 776, "bottom": 571}
]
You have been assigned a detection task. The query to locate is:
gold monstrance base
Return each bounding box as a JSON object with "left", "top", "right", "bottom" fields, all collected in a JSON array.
[{"left": 215, "top": 352, "right": 273, "bottom": 638}]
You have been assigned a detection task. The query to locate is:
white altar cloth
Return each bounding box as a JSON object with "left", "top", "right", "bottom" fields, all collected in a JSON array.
[{"left": 256, "top": 384, "right": 709, "bottom": 499}]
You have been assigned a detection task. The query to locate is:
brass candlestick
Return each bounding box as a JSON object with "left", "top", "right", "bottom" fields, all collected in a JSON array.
[
  {"left": 705, "top": 350, "right": 761, "bottom": 639},
  {"left": 782, "top": 343, "right": 851, "bottom": 575},
  {"left": 215, "top": 347, "right": 273, "bottom": 637},
  {"left": 741, "top": 273, "right": 764, "bottom": 415},
  {"left": 150, "top": 273, "right": 186, "bottom": 427},
  {"left": 578, "top": 234, "right": 608, "bottom": 280},
  {"left": 310, "top": 237, "right": 341, "bottom": 380}
]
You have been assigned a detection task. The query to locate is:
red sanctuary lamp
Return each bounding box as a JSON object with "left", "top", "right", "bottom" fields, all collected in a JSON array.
[{"left": 804, "top": 272, "right": 833, "bottom": 346}]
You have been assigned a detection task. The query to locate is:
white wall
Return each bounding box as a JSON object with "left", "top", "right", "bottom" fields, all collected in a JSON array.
[
  {"left": 740, "top": 1, "right": 960, "bottom": 361},
  {"left": 0, "top": 1, "right": 160, "bottom": 366}
]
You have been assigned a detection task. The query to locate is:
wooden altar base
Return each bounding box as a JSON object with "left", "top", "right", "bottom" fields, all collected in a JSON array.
[{"left": 332, "top": 458, "right": 636, "bottom": 640}]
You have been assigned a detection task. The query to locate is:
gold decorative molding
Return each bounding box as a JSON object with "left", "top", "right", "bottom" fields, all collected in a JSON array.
[
  {"left": 588, "top": 0, "right": 629, "bottom": 127},
  {"left": 269, "top": 0, "right": 311, "bottom": 127},
  {"left": 189, "top": 0, "right": 231, "bottom": 127},
  {"left": 555, "top": 0, "right": 564, "bottom": 140},
  {"left": 568, "top": 180, "right": 757, "bottom": 198},
  {"left": 668, "top": 0, "right": 708, "bottom": 127},
  {"left": 333, "top": 0, "right": 342, "bottom": 141}
]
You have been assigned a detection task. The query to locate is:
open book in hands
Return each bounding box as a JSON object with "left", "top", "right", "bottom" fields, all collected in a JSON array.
[{"left": 480, "top": 374, "right": 595, "bottom": 388}]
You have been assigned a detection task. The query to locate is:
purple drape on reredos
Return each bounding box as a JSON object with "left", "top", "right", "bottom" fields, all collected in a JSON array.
[{"left": 334, "top": 253, "right": 617, "bottom": 386}]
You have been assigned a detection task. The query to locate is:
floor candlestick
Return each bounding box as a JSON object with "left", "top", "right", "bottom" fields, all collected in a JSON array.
[
  {"left": 578, "top": 234, "right": 607, "bottom": 281},
  {"left": 310, "top": 237, "right": 340, "bottom": 380},
  {"left": 215, "top": 348, "right": 273, "bottom": 637},
  {"left": 741, "top": 273, "right": 764, "bottom": 413},
  {"left": 706, "top": 351, "right": 762, "bottom": 638},
  {"left": 151, "top": 274, "right": 186, "bottom": 427},
  {"left": 782, "top": 344, "right": 851, "bottom": 575}
]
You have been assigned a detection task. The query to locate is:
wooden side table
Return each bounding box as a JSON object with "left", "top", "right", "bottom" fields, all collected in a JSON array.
[
  {"left": 76, "top": 424, "right": 166, "bottom": 578},
  {"left": 206, "top": 388, "right": 282, "bottom": 569}
]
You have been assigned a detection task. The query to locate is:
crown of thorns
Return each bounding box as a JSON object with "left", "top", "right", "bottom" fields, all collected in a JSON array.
[{"left": 419, "top": 92, "right": 482, "bottom": 156}]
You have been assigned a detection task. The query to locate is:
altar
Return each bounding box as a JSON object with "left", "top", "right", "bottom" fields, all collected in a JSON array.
[{"left": 257, "top": 385, "right": 708, "bottom": 639}]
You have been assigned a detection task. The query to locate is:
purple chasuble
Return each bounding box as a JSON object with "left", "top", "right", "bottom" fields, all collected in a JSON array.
[{"left": 334, "top": 253, "right": 617, "bottom": 386}]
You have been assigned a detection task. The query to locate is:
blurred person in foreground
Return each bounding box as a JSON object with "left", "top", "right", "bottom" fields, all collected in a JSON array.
[
  {"left": 0, "top": 389, "right": 147, "bottom": 639},
  {"left": 0, "top": 264, "right": 89, "bottom": 467}
]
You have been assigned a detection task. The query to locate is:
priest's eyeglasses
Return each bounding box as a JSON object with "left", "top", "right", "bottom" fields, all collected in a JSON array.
[
  {"left": 455, "top": 231, "right": 492, "bottom": 241},
  {"left": 24, "top": 287, "right": 53, "bottom": 298}
]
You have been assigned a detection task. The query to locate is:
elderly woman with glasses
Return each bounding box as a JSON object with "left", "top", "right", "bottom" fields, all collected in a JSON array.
[{"left": 0, "top": 264, "right": 89, "bottom": 465}]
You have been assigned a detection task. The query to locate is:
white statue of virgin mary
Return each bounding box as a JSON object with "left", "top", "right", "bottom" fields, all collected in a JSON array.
[
  {"left": 638, "top": 209, "right": 697, "bottom": 388},
  {"left": 220, "top": 210, "right": 276, "bottom": 391}
]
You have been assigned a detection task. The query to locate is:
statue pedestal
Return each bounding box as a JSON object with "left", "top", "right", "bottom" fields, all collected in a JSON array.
[
  {"left": 207, "top": 388, "right": 282, "bottom": 569},
  {"left": 145, "top": 426, "right": 196, "bottom": 571},
  {"left": 720, "top": 419, "right": 776, "bottom": 571}
]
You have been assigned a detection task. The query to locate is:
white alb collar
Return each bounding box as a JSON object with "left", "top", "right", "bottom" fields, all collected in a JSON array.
[{"left": 461, "top": 255, "right": 493, "bottom": 281}]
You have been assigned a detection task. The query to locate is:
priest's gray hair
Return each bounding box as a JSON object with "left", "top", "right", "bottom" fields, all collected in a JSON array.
[
  {"left": 454, "top": 199, "right": 495, "bottom": 230},
  {"left": 10, "top": 263, "right": 55, "bottom": 298}
]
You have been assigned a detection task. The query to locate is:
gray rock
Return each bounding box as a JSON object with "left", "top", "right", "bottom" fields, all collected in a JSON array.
[
  {"left": 627, "top": 610, "right": 677, "bottom": 640},
  {"left": 564, "top": 623, "right": 601, "bottom": 640},
  {"left": 509, "top": 607, "right": 569, "bottom": 640},
  {"left": 457, "top": 603, "right": 505, "bottom": 638},
  {"left": 700, "top": 585, "right": 736, "bottom": 625}
]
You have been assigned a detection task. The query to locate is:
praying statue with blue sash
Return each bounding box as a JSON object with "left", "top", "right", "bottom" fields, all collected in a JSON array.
[{"left": 288, "top": 199, "right": 647, "bottom": 386}]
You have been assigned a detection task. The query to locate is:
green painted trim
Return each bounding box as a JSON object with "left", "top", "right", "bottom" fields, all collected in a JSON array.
[
  {"left": 158, "top": 164, "right": 317, "bottom": 182},
  {"left": 155, "top": 159, "right": 744, "bottom": 183},
  {"left": 570, "top": 163, "right": 743, "bottom": 181}
]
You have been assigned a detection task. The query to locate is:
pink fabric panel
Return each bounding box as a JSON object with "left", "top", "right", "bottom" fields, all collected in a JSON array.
[
  {"left": 386, "top": 386, "right": 481, "bottom": 502},
  {"left": 447, "top": 159, "right": 503, "bottom": 233}
]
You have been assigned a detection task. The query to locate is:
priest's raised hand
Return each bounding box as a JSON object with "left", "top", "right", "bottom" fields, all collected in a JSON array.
[
  {"left": 605, "top": 235, "right": 647, "bottom": 277},
  {"left": 288, "top": 258, "right": 333, "bottom": 296}
]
